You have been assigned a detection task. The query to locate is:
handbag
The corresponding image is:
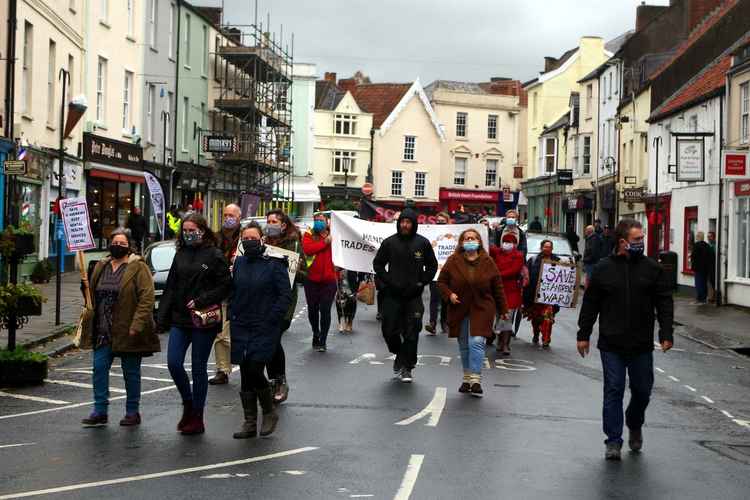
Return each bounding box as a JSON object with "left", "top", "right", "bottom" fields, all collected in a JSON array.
[
  {"left": 356, "top": 278, "right": 375, "bottom": 305},
  {"left": 73, "top": 306, "right": 95, "bottom": 348},
  {"left": 190, "top": 303, "right": 223, "bottom": 329}
]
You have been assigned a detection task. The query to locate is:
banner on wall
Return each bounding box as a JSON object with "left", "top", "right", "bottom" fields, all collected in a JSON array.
[
  {"left": 330, "top": 212, "right": 487, "bottom": 278},
  {"left": 143, "top": 172, "right": 165, "bottom": 236},
  {"left": 59, "top": 197, "right": 95, "bottom": 252}
]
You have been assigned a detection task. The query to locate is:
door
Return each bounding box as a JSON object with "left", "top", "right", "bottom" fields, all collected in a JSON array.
[{"left": 683, "top": 206, "right": 698, "bottom": 273}]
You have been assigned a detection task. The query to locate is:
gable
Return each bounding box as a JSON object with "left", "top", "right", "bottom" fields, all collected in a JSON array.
[
  {"left": 379, "top": 79, "right": 446, "bottom": 142},
  {"left": 335, "top": 92, "right": 363, "bottom": 114}
]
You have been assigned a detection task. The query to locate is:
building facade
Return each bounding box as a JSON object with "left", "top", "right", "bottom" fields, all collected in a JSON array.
[{"left": 290, "top": 62, "right": 319, "bottom": 216}]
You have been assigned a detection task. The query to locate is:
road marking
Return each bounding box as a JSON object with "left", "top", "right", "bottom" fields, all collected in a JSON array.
[
  {"left": 62, "top": 370, "right": 174, "bottom": 383},
  {"left": 667, "top": 376, "right": 680, "bottom": 382},
  {"left": 0, "top": 443, "right": 35, "bottom": 450},
  {"left": 684, "top": 385, "right": 697, "bottom": 392},
  {"left": 733, "top": 419, "right": 750, "bottom": 430},
  {"left": 655, "top": 367, "right": 665, "bottom": 373},
  {"left": 393, "top": 454, "right": 424, "bottom": 500},
  {"left": 350, "top": 495, "right": 374, "bottom": 498},
  {"left": 395, "top": 387, "right": 447, "bottom": 427},
  {"left": 701, "top": 396, "right": 715, "bottom": 404},
  {"left": 44, "top": 379, "right": 126, "bottom": 393},
  {"left": 0, "top": 391, "right": 71, "bottom": 405},
  {"left": 0, "top": 447, "right": 319, "bottom": 499},
  {"left": 282, "top": 470, "right": 307, "bottom": 475},
  {"left": 721, "top": 410, "right": 735, "bottom": 419},
  {"left": 495, "top": 359, "right": 536, "bottom": 371},
  {"left": 349, "top": 353, "right": 377, "bottom": 365},
  {"left": 415, "top": 355, "right": 451, "bottom": 367}
]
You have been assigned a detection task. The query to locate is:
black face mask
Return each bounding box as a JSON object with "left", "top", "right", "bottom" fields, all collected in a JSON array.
[
  {"left": 109, "top": 245, "right": 130, "bottom": 259},
  {"left": 242, "top": 239, "right": 264, "bottom": 257}
]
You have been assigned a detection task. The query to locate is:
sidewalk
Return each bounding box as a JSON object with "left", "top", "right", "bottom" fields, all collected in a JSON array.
[{"left": 673, "top": 294, "right": 750, "bottom": 350}]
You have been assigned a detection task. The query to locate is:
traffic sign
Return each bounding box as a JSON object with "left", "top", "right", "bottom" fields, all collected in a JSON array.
[
  {"left": 361, "top": 183, "right": 374, "bottom": 196},
  {"left": 3, "top": 160, "right": 27, "bottom": 175}
]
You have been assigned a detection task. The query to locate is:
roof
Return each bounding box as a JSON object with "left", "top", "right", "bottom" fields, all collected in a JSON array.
[
  {"left": 605, "top": 30, "right": 635, "bottom": 54},
  {"left": 423, "top": 80, "right": 488, "bottom": 100},
  {"left": 544, "top": 112, "right": 570, "bottom": 134},
  {"left": 315, "top": 80, "right": 346, "bottom": 110},
  {"left": 376, "top": 80, "right": 446, "bottom": 141},
  {"left": 352, "top": 83, "right": 411, "bottom": 128}
]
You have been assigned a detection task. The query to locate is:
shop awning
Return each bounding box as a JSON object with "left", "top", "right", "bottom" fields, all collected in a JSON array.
[
  {"left": 87, "top": 163, "right": 145, "bottom": 184},
  {"left": 292, "top": 176, "right": 321, "bottom": 203}
]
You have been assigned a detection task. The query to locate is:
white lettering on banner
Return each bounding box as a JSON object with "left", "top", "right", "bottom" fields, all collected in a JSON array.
[
  {"left": 534, "top": 259, "right": 579, "bottom": 308},
  {"left": 330, "top": 213, "right": 487, "bottom": 278},
  {"left": 59, "top": 197, "right": 95, "bottom": 252},
  {"left": 143, "top": 172, "right": 165, "bottom": 236}
]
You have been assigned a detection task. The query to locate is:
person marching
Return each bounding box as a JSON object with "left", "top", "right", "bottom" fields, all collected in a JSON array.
[
  {"left": 523, "top": 239, "right": 560, "bottom": 349},
  {"left": 264, "top": 209, "right": 307, "bottom": 403},
  {"left": 159, "top": 213, "right": 232, "bottom": 435},
  {"left": 230, "top": 223, "right": 292, "bottom": 439},
  {"left": 426, "top": 212, "right": 451, "bottom": 335},
  {"left": 490, "top": 233, "right": 524, "bottom": 355},
  {"left": 302, "top": 212, "right": 338, "bottom": 352},
  {"left": 80, "top": 228, "right": 160, "bottom": 427},
  {"left": 577, "top": 219, "right": 674, "bottom": 460},
  {"left": 208, "top": 203, "right": 242, "bottom": 386},
  {"left": 166, "top": 205, "right": 181, "bottom": 239},
  {"left": 373, "top": 209, "right": 438, "bottom": 383},
  {"left": 438, "top": 229, "right": 507, "bottom": 396}
]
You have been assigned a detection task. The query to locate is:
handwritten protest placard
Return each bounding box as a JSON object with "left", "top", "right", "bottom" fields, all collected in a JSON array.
[
  {"left": 59, "top": 197, "right": 95, "bottom": 252},
  {"left": 535, "top": 259, "right": 579, "bottom": 308}
]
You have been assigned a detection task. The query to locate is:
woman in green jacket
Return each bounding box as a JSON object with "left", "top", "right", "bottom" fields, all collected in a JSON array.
[{"left": 79, "top": 228, "right": 159, "bottom": 427}]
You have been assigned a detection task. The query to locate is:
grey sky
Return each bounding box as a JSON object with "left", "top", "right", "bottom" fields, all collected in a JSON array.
[{"left": 197, "top": 0, "right": 670, "bottom": 84}]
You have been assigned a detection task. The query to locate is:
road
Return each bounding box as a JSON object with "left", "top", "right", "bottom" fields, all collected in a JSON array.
[{"left": 1, "top": 293, "right": 750, "bottom": 499}]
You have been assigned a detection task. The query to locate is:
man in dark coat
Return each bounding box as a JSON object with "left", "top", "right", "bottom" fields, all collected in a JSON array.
[
  {"left": 582, "top": 225, "right": 603, "bottom": 287},
  {"left": 577, "top": 218, "right": 674, "bottom": 461},
  {"left": 126, "top": 207, "right": 148, "bottom": 252},
  {"left": 565, "top": 226, "right": 580, "bottom": 254},
  {"left": 528, "top": 216, "right": 543, "bottom": 232},
  {"left": 373, "top": 209, "right": 438, "bottom": 383},
  {"left": 690, "top": 231, "right": 714, "bottom": 304}
]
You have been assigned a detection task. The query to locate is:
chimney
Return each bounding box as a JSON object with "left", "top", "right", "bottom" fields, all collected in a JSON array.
[
  {"left": 635, "top": 3, "right": 668, "bottom": 32},
  {"left": 324, "top": 72, "right": 337, "bottom": 83},
  {"left": 687, "top": 0, "right": 722, "bottom": 32},
  {"left": 338, "top": 78, "right": 357, "bottom": 94},
  {"left": 544, "top": 57, "right": 558, "bottom": 73}
]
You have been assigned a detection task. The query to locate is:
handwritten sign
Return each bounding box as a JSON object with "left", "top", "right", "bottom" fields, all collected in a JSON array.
[
  {"left": 59, "top": 197, "right": 95, "bottom": 252},
  {"left": 235, "top": 242, "right": 300, "bottom": 287},
  {"left": 535, "top": 259, "right": 579, "bottom": 308}
]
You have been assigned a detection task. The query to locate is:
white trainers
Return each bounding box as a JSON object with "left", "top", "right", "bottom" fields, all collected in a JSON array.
[{"left": 400, "top": 369, "right": 413, "bottom": 383}]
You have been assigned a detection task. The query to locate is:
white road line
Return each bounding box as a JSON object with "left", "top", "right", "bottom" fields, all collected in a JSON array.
[
  {"left": 721, "top": 410, "right": 735, "bottom": 419},
  {"left": 655, "top": 367, "right": 665, "bottom": 373},
  {"left": 44, "top": 379, "right": 126, "bottom": 393},
  {"left": 0, "top": 447, "right": 319, "bottom": 499},
  {"left": 733, "top": 419, "right": 750, "bottom": 429},
  {"left": 668, "top": 376, "right": 680, "bottom": 382},
  {"left": 684, "top": 385, "right": 697, "bottom": 392},
  {"left": 63, "top": 370, "right": 174, "bottom": 383},
  {"left": 701, "top": 396, "right": 715, "bottom": 404},
  {"left": 349, "top": 353, "right": 377, "bottom": 365},
  {"left": 395, "top": 387, "right": 447, "bottom": 427},
  {"left": 0, "top": 391, "right": 71, "bottom": 405},
  {"left": 393, "top": 454, "right": 424, "bottom": 500},
  {"left": 0, "top": 443, "right": 35, "bottom": 450}
]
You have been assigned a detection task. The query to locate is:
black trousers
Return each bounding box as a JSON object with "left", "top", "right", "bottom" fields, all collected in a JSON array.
[
  {"left": 381, "top": 293, "right": 424, "bottom": 370},
  {"left": 240, "top": 359, "right": 269, "bottom": 392},
  {"left": 428, "top": 282, "right": 447, "bottom": 326},
  {"left": 267, "top": 319, "right": 291, "bottom": 380}
]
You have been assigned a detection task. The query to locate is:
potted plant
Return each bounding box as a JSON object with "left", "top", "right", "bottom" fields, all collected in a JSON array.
[
  {"left": 0, "top": 225, "right": 36, "bottom": 258},
  {"left": 0, "top": 283, "right": 45, "bottom": 319},
  {"left": 30, "top": 258, "right": 54, "bottom": 284},
  {"left": 0, "top": 348, "right": 48, "bottom": 386}
]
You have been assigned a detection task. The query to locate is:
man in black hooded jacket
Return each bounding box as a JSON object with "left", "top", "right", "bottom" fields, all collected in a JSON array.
[{"left": 373, "top": 209, "right": 438, "bottom": 383}]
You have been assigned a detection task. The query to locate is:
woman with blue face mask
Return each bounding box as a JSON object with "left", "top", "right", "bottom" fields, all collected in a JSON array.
[
  {"left": 301, "top": 212, "right": 338, "bottom": 352},
  {"left": 438, "top": 229, "right": 508, "bottom": 397}
]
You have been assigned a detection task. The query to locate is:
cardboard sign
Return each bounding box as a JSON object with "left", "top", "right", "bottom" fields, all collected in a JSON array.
[
  {"left": 235, "top": 242, "right": 300, "bottom": 287},
  {"left": 59, "top": 197, "right": 95, "bottom": 252},
  {"left": 534, "top": 259, "right": 579, "bottom": 308}
]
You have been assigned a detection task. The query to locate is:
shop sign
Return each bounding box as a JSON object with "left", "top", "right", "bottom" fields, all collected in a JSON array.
[
  {"left": 735, "top": 180, "right": 750, "bottom": 197},
  {"left": 675, "top": 138, "right": 705, "bottom": 182},
  {"left": 724, "top": 151, "right": 747, "bottom": 177},
  {"left": 202, "top": 135, "right": 237, "bottom": 154},
  {"left": 83, "top": 133, "right": 142, "bottom": 169},
  {"left": 52, "top": 160, "right": 84, "bottom": 192},
  {"left": 622, "top": 187, "right": 645, "bottom": 203},
  {"left": 440, "top": 189, "right": 498, "bottom": 202},
  {"left": 557, "top": 170, "right": 574, "bottom": 185},
  {"left": 502, "top": 186, "right": 513, "bottom": 202},
  {"left": 3, "top": 160, "right": 26, "bottom": 175},
  {"left": 59, "top": 197, "right": 95, "bottom": 252}
]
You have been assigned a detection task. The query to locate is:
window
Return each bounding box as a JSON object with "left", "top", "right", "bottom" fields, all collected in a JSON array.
[
  {"left": 100, "top": 0, "right": 108, "bottom": 22},
  {"left": 403, "top": 135, "right": 416, "bottom": 160},
  {"left": 485, "top": 159, "right": 498, "bottom": 187},
  {"left": 583, "top": 136, "right": 591, "bottom": 174},
  {"left": 213, "top": 35, "right": 221, "bottom": 80},
  {"left": 608, "top": 74, "right": 612, "bottom": 99},
  {"left": 456, "top": 112, "right": 467, "bottom": 137},
  {"left": 67, "top": 54, "right": 74, "bottom": 102},
  {"left": 333, "top": 151, "right": 356, "bottom": 173},
  {"left": 544, "top": 137, "right": 556, "bottom": 173},
  {"left": 572, "top": 136, "right": 579, "bottom": 171},
  {"left": 148, "top": 0, "right": 157, "bottom": 48},
  {"left": 334, "top": 114, "right": 357, "bottom": 135},
  {"left": 184, "top": 13, "right": 191, "bottom": 66},
  {"left": 47, "top": 40, "right": 56, "bottom": 125},
  {"left": 96, "top": 57, "right": 107, "bottom": 122},
  {"left": 454, "top": 157, "right": 467, "bottom": 185},
  {"left": 741, "top": 82, "right": 749, "bottom": 144},
  {"left": 166, "top": 91, "right": 174, "bottom": 149},
  {"left": 487, "top": 114, "right": 498, "bottom": 140},
  {"left": 737, "top": 196, "right": 750, "bottom": 278},
  {"left": 202, "top": 26, "right": 209, "bottom": 75},
  {"left": 182, "top": 97, "right": 189, "bottom": 150},
  {"left": 145, "top": 83, "right": 155, "bottom": 141},
  {"left": 169, "top": 4, "right": 177, "bottom": 59},
  {"left": 391, "top": 171, "right": 403, "bottom": 196},
  {"left": 69, "top": 0, "right": 76, "bottom": 11},
  {"left": 123, "top": 71, "right": 133, "bottom": 132},
  {"left": 586, "top": 84, "right": 593, "bottom": 118},
  {"left": 21, "top": 22, "right": 33, "bottom": 114},
  {"left": 414, "top": 172, "right": 426, "bottom": 197},
  {"left": 199, "top": 102, "right": 206, "bottom": 153},
  {"left": 127, "top": 0, "right": 134, "bottom": 38},
  {"left": 532, "top": 92, "right": 538, "bottom": 122}
]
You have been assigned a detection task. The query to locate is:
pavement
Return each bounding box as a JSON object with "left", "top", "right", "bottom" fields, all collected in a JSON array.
[
  {"left": 0, "top": 290, "right": 749, "bottom": 499},
  {"left": 673, "top": 294, "right": 750, "bottom": 351}
]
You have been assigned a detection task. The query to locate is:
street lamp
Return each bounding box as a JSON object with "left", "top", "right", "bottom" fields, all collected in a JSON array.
[{"left": 342, "top": 156, "right": 351, "bottom": 200}]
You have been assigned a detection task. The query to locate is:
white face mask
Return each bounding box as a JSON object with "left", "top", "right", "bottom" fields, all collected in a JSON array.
[{"left": 501, "top": 242, "right": 514, "bottom": 252}]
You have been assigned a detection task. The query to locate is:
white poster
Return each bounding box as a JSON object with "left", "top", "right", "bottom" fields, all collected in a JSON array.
[
  {"left": 534, "top": 259, "right": 579, "bottom": 308},
  {"left": 676, "top": 138, "right": 704, "bottom": 182},
  {"left": 59, "top": 197, "right": 95, "bottom": 252},
  {"left": 330, "top": 212, "right": 488, "bottom": 278},
  {"left": 143, "top": 172, "right": 165, "bottom": 237},
  {"left": 234, "top": 241, "right": 300, "bottom": 287}
]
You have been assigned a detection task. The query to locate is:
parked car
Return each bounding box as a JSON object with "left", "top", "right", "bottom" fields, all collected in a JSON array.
[
  {"left": 525, "top": 232, "right": 578, "bottom": 265},
  {"left": 143, "top": 239, "right": 177, "bottom": 313}
]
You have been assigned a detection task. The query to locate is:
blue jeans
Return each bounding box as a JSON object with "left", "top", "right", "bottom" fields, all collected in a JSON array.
[
  {"left": 93, "top": 345, "right": 142, "bottom": 415},
  {"left": 458, "top": 318, "right": 485, "bottom": 375},
  {"left": 167, "top": 326, "right": 218, "bottom": 411},
  {"left": 694, "top": 271, "right": 708, "bottom": 303},
  {"left": 601, "top": 350, "right": 654, "bottom": 445}
]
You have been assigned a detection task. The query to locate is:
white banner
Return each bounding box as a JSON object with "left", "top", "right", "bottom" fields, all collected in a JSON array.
[
  {"left": 143, "top": 172, "right": 165, "bottom": 237},
  {"left": 330, "top": 212, "right": 488, "bottom": 278},
  {"left": 59, "top": 197, "right": 95, "bottom": 252},
  {"left": 534, "top": 259, "right": 579, "bottom": 308}
]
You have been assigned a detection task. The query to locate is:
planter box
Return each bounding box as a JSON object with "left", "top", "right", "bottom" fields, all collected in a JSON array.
[
  {"left": 17, "top": 295, "right": 42, "bottom": 316},
  {"left": 11, "top": 234, "right": 35, "bottom": 256},
  {"left": 0, "top": 359, "right": 48, "bottom": 387}
]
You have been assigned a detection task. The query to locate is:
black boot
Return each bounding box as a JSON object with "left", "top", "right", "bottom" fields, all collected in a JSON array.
[
  {"left": 258, "top": 387, "right": 279, "bottom": 437},
  {"left": 233, "top": 391, "right": 258, "bottom": 439}
]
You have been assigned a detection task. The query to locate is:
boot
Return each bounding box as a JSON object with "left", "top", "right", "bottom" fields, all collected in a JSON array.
[
  {"left": 233, "top": 391, "right": 258, "bottom": 439},
  {"left": 180, "top": 408, "right": 205, "bottom": 435},
  {"left": 498, "top": 331, "right": 512, "bottom": 356},
  {"left": 258, "top": 386, "right": 279, "bottom": 437},
  {"left": 273, "top": 376, "right": 289, "bottom": 404},
  {"left": 177, "top": 400, "right": 193, "bottom": 431}
]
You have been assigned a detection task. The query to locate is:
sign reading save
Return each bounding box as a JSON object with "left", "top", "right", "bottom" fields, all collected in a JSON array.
[
  {"left": 535, "top": 259, "right": 579, "bottom": 308},
  {"left": 59, "top": 197, "right": 95, "bottom": 252}
]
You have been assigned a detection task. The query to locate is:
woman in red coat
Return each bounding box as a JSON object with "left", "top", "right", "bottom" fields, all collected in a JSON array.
[{"left": 490, "top": 233, "right": 524, "bottom": 355}]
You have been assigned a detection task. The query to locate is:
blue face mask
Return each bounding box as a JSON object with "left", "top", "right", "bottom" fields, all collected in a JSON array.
[
  {"left": 463, "top": 241, "right": 480, "bottom": 252},
  {"left": 313, "top": 220, "right": 326, "bottom": 233},
  {"left": 627, "top": 241, "right": 645, "bottom": 258},
  {"left": 183, "top": 230, "right": 203, "bottom": 246},
  {"left": 506, "top": 218, "right": 517, "bottom": 226}
]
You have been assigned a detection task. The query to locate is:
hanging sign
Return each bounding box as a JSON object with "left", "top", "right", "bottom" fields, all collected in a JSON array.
[
  {"left": 675, "top": 138, "right": 705, "bottom": 182},
  {"left": 143, "top": 172, "right": 165, "bottom": 236},
  {"left": 724, "top": 151, "right": 747, "bottom": 177},
  {"left": 202, "top": 135, "right": 237, "bottom": 154},
  {"left": 3, "top": 160, "right": 27, "bottom": 175},
  {"left": 59, "top": 197, "right": 95, "bottom": 252},
  {"left": 622, "top": 187, "right": 645, "bottom": 203}
]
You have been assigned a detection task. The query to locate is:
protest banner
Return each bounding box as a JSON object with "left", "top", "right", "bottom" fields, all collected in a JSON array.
[
  {"left": 534, "top": 259, "right": 580, "bottom": 308},
  {"left": 143, "top": 172, "right": 165, "bottom": 237},
  {"left": 59, "top": 197, "right": 95, "bottom": 252},
  {"left": 330, "top": 212, "right": 487, "bottom": 278}
]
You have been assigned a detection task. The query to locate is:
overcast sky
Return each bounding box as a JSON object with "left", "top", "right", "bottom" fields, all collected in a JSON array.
[{"left": 196, "top": 0, "right": 670, "bottom": 84}]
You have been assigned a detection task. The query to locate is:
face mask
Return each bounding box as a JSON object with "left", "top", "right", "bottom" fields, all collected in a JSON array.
[
  {"left": 265, "top": 224, "right": 282, "bottom": 238},
  {"left": 109, "top": 244, "right": 129, "bottom": 259},
  {"left": 222, "top": 216, "right": 239, "bottom": 230},
  {"left": 183, "top": 230, "right": 203, "bottom": 246},
  {"left": 242, "top": 239, "right": 264, "bottom": 256},
  {"left": 506, "top": 218, "right": 517, "bottom": 226},
  {"left": 463, "top": 241, "right": 480, "bottom": 252},
  {"left": 501, "top": 242, "right": 514, "bottom": 252},
  {"left": 627, "top": 241, "right": 645, "bottom": 258},
  {"left": 313, "top": 220, "right": 326, "bottom": 233}
]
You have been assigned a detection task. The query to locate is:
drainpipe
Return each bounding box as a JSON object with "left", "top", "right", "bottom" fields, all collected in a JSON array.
[
  {"left": 367, "top": 127, "right": 375, "bottom": 184},
  {"left": 3, "top": 0, "right": 18, "bottom": 229},
  {"left": 716, "top": 90, "right": 725, "bottom": 306}
]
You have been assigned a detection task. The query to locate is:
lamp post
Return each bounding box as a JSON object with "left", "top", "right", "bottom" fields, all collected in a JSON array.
[
  {"left": 55, "top": 69, "right": 69, "bottom": 326},
  {"left": 342, "top": 156, "right": 351, "bottom": 200},
  {"left": 604, "top": 156, "right": 616, "bottom": 226},
  {"left": 162, "top": 110, "right": 170, "bottom": 240}
]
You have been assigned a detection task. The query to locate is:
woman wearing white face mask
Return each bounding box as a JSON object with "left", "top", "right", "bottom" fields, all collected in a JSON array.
[
  {"left": 489, "top": 233, "right": 524, "bottom": 355},
  {"left": 498, "top": 209, "right": 528, "bottom": 259}
]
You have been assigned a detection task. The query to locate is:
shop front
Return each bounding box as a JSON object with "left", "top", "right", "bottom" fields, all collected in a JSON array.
[
  {"left": 563, "top": 190, "right": 594, "bottom": 250},
  {"left": 596, "top": 179, "right": 616, "bottom": 228},
  {"left": 174, "top": 161, "right": 211, "bottom": 220},
  {"left": 46, "top": 154, "right": 85, "bottom": 269},
  {"left": 520, "top": 176, "right": 564, "bottom": 232},
  {"left": 726, "top": 177, "right": 750, "bottom": 307},
  {"left": 0, "top": 138, "right": 14, "bottom": 228},
  {"left": 439, "top": 188, "right": 500, "bottom": 216},
  {"left": 7, "top": 149, "right": 45, "bottom": 278},
  {"left": 644, "top": 193, "right": 671, "bottom": 258}
]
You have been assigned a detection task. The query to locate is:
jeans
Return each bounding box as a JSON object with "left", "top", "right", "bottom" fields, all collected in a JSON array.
[
  {"left": 167, "top": 326, "right": 218, "bottom": 411},
  {"left": 458, "top": 318, "right": 485, "bottom": 374},
  {"left": 92, "top": 345, "right": 142, "bottom": 415},
  {"left": 304, "top": 280, "right": 337, "bottom": 346},
  {"left": 694, "top": 271, "right": 708, "bottom": 303},
  {"left": 601, "top": 350, "right": 654, "bottom": 445},
  {"left": 381, "top": 293, "right": 423, "bottom": 370}
]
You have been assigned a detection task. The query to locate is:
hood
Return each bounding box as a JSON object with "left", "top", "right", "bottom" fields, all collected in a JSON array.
[{"left": 396, "top": 209, "right": 419, "bottom": 238}]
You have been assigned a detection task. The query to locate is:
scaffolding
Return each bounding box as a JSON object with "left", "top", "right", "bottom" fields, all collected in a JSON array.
[{"left": 210, "top": 20, "right": 293, "bottom": 205}]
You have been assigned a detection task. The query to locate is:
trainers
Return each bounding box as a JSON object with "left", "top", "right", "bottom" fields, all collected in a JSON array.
[
  {"left": 628, "top": 428, "right": 643, "bottom": 452},
  {"left": 317, "top": 344, "right": 327, "bottom": 353},
  {"left": 400, "top": 369, "right": 413, "bottom": 383},
  {"left": 119, "top": 413, "right": 141, "bottom": 426},
  {"left": 82, "top": 412, "right": 108, "bottom": 428},
  {"left": 605, "top": 441, "right": 622, "bottom": 461},
  {"left": 393, "top": 359, "right": 402, "bottom": 379},
  {"left": 470, "top": 383, "right": 484, "bottom": 397}
]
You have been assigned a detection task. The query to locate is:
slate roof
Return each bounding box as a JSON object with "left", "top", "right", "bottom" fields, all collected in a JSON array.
[
  {"left": 351, "top": 83, "right": 411, "bottom": 128},
  {"left": 315, "top": 80, "right": 346, "bottom": 110}
]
